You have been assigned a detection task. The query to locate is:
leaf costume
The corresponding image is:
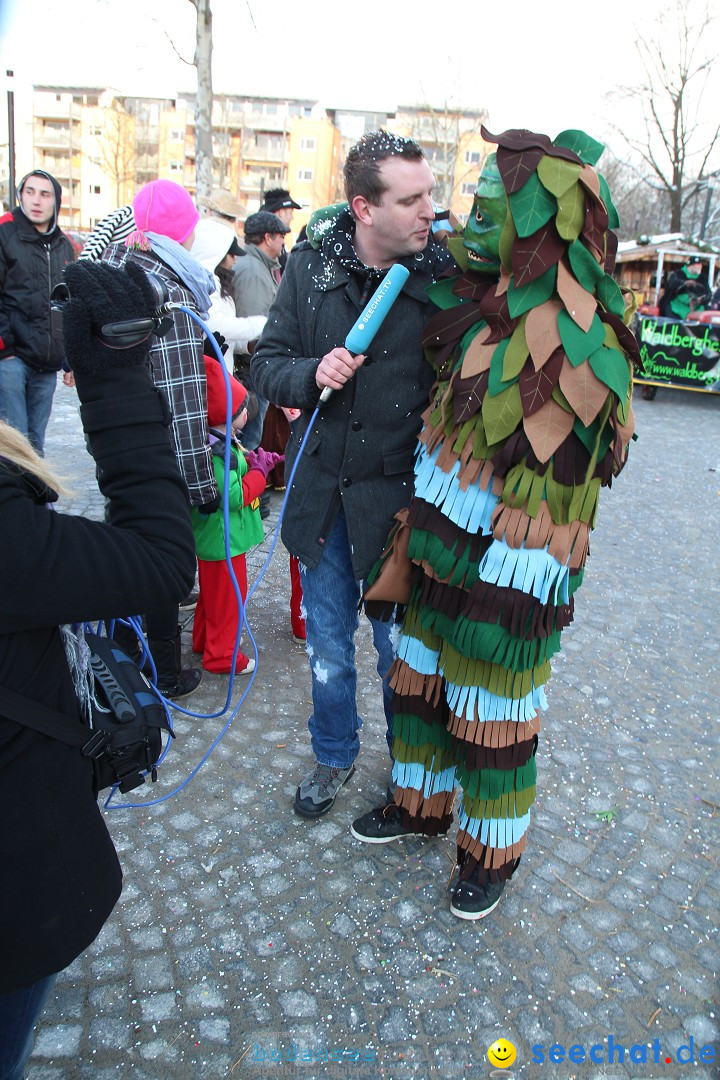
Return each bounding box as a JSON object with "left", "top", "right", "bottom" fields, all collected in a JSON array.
[{"left": 365, "top": 127, "right": 640, "bottom": 885}]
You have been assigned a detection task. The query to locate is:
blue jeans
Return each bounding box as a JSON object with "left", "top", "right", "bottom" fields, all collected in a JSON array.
[
  {"left": 0, "top": 358, "right": 57, "bottom": 455},
  {"left": 241, "top": 392, "right": 269, "bottom": 452},
  {"left": 299, "top": 509, "right": 396, "bottom": 770},
  {"left": 0, "top": 973, "right": 57, "bottom": 1080}
]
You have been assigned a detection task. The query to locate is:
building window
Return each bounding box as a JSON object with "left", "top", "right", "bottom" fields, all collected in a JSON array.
[
  {"left": 89, "top": 184, "right": 101, "bottom": 194},
  {"left": 171, "top": 129, "right": 184, "bottom": 142},
  {"left": 461, "top": 182, "right": 476, "bottom": 195},
  {"left": 299, "top": 137, "right": 316, "bottom": 151},
  {"left": 465, "top": 151, "right": 481, "bottom": 164},
  {"left": 169, "top": 160, "right": 183, "bottom": 173},
  {"left": 297, "top": 168, "right": 313, "bottom": 182}
]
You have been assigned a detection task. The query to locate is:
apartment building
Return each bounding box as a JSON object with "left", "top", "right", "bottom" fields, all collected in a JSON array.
[{"left": 14, "top": 87, "right": 489, "bottom": 237}]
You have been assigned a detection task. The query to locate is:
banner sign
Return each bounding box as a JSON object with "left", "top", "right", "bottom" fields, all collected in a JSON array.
[{"left": 634, "top": 317, "right": 720, "bottom": 393}]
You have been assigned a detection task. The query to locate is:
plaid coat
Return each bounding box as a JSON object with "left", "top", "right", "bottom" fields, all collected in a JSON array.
[{"left": 103, "top": 243, "right": 216, "bottom": 506}]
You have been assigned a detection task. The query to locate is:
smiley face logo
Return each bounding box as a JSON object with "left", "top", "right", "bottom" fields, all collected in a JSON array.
[{"left": 487, "top": 1039, "right": 517, "bottom": 1069}]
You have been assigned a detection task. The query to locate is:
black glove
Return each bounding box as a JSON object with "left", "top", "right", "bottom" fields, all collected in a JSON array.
[
  {"left": 62, "top": 260, "right": 159, "bottom": 374},
  {"left": 197, "top": 492, "right": 221, "bottom": 516}
]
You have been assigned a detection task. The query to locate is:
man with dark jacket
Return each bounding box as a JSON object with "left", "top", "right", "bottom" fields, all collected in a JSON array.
[
  {"left": 251, "top": 130, "right": 455, "bottom": 820},
  {"left": 0, "top": 170, "right": 74, "bottom": 454}
]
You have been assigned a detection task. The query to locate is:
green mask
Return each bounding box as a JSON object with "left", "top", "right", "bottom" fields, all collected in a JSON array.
[{"left": 463, "top": 153, "right": 507, "bottom": 274}]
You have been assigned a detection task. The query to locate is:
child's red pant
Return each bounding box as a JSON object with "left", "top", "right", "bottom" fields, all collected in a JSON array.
[{"left": 193, "top": 555, "right": 252, "bottom": 673}]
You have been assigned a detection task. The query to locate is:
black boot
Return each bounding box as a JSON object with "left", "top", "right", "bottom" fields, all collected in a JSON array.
[{"left": 148, "top": 627, "right": 202, "bottom": 700}]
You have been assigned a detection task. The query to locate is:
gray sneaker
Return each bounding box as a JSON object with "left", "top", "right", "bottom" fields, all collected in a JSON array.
[{"left": 294, "top": 763, "right": 356, "bottom": 818}]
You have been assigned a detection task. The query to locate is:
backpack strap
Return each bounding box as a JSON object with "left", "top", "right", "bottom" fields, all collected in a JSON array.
[{"left": 0, "top": 686, "right": 108, "bottom": 759}]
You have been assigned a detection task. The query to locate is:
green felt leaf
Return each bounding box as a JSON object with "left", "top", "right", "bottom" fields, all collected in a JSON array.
[
  {"left": 507, "top": 266, "right": 556, "bottom": 318},
  {"left": 554, "top": 129, "right": 605, "bottom": 166},
  {"left": 488, "top": 339, "right": 513, "bottom": 397},
  {"left": 558, "top": 310, "right": 605, "bottom": 366},
  {"left": 551, "top": 383, "right": 574, "bottom": 413},
  {"left": 426, "top": 277, "right": 467, "bottom": 311},
  {"left": 596, "top": 273, "right": 626, "bottom": 318},
  {"left": 498, "top": 214, "right": 516, "bottom": 270},
  {"left": 567, "top": 239, "right": 604, "bottom": 292},
  {"left": 573, "top": 399, "right": 611, "bottom": 456},
  {"left": 555, "top": 183, "right": 585, "bottom": 241},
  {"left": 482, "top": 381, "right": 523, "bottom": 445},
  {"left": 602, "top": 322, "right": 623, "bottom": 352},
  {"left": 588, "top": 345, "right": 630, "bottom": 403},
  {"left": 508, "top": 173, "right": 557, "bottom": 238},
  {"left": 503, "top": 315, "right": 530, "bottom": 380},
  {"left": 447, "top": 235, "right": 469, "bottom": 271},
  {"left": 597, "top": 174, "right": 620, "bottom": 229},
  {"left": 537, "top": 157, "right": 583, "bottom": 197}
]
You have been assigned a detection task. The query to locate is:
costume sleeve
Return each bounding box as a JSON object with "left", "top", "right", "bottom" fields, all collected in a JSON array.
[
  {"left": 241, "top": 468, "right": 266, "bottom": 506},
  {"left": 250, "top": 254, "right": 324, "bottom": 409},
  {"left": 0, "top": 364, "right": 197, "bottom": 632}
]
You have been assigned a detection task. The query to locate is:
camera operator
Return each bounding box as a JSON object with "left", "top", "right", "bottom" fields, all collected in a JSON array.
[{"left": 0, "top": 261, "right": 196, "bottom": 1079}]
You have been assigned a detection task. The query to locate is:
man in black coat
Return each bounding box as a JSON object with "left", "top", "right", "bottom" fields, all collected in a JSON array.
[
  {"left": 252, "top": 130, "right": 455, "bottom": 820},
  {"left": 0, "top": 170, "right": 74, "bottom": 454}
]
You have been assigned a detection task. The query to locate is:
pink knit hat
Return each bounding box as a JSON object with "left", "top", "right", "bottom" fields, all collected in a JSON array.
[{"left": 128, "top": 179, "right": 199, "bottom": 249}]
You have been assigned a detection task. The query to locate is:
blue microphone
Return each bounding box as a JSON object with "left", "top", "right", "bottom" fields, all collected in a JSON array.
[{"left": 319, "top": 263, "right": 411, "bottom": 404}]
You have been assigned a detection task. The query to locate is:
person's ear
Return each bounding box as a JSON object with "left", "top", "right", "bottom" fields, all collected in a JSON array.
[{"left": 351, "top": 195, "right": 374, "bottom": 227}]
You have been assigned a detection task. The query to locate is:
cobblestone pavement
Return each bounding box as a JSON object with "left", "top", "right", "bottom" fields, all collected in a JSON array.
[{"left": 26, "top": 378, "right": 720, "bottom": 1080}]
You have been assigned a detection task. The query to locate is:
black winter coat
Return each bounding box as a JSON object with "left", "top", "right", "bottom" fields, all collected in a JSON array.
[
  {"left": 251, "top": 216, "right": 455, "bottom": 578},
  {"left": 0, "top": 206, "right": 74, "bottom": 371},
  {"left": 0, "top": 364, "right": 196, "bottom": 993}
]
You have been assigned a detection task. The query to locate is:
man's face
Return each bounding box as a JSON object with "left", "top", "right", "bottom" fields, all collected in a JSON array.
[
  {"left": 264, "top": 231, "right": 286, "bottom": 260},
  {"left": 463, "top": 153, "right": 506, "bottom": 275},
  {"left": 364, "top": 156, "right": 436, "bottom": 264},
  {"left": 20, "top": 175, "right": 56, "bottom": 233},
  {"left": 273, "top": 206, "right": 294, "bottom": 226}
]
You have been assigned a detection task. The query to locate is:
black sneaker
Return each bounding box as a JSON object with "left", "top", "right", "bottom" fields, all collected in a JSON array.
[
  {"left": 449, "top": 876, "right": 505, "bottom": 921},
  {"left": 294, "top": 763, "right": 355, "bottom": 818},
  {"left": 350, "top": 803, "right": 425, "bottom": 844}
]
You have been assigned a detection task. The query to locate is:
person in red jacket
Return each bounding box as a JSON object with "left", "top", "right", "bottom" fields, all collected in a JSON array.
[{"left": 191, "top": 356, "right": 282, "bottom": 674}]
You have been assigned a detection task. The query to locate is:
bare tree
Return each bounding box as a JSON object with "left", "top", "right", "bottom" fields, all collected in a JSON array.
[
  {"left": 88, "top": 99, "right": 136, "bottom": 207},
  {"left": 188, "top": 0, "right": 213, "bottom": 200},
  {"left": 611, "top": 0, "right": 720, "bottom": 233}
]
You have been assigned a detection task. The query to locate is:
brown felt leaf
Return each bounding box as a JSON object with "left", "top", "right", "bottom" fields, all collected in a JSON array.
[
  {"left": 558, "top": 356, "right": 609, "bottom": 426},
  {"left": 461, "top": 323, "right": 494, "bottom": 378},
  {"left": 578, "top": 163, "right": 601, "bottom": 200},
  {"left": 605, "top": 231, "right": 618, "bottom": 275},
  {"left": 497, "top": 146, "right": 545, "bottom": 194},
  {"left": 511, "top": 220, "right": 565, "bottom": 287},
  {"left": 479, "top": 288, "right": 518, "bottom": 343},
  {"left": 597, "top": 310, "right": 642, "bottom": 366},
  {"left": 519, "top": 347, "right": 564, "bottom": 417},
  {"left": 454, "top": 371, "right": 490, "bottom": 425},
  {"left": 525, "top": 299, "right": 563, "bottom": 370},
  {"left": 522, "top": 396, "right": 576, "bottom": 464},
  {"left": 482, "top": 126, "right": 552, "bottom": 153},
  {"left": 557, "top": 257, "right": 596, "bottom": 331},
  {"left": 496, "top": 265, "right": 511, "bottom": 296}
]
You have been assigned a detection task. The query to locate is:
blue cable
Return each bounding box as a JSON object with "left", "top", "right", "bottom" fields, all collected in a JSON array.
[{"left": 104, "top": 305, "right": 320, "bottom": 809}]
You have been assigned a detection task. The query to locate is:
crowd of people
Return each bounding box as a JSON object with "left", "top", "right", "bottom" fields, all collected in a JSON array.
[{"left": 0, "top": 127, "right": 641, "bottom": 1075}]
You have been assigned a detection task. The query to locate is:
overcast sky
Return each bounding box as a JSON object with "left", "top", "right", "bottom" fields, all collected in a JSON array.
[{"left": 1, "top": 0, "right": 719, "bottom": 156}]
